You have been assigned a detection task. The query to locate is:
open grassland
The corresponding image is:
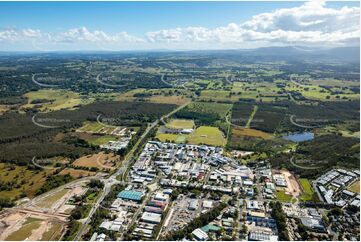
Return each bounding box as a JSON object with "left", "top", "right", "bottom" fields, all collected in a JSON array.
[
  {"left": 299, "top": 178, "right": 314, "bottom": 201},
  {"left": 5, "top": 217, "right": 43, "bottom": 241},
  {"left": 166, "top": 119, "right": 195, "bottom": 129},
  {"left": 231, "top": 81, "right": 288, "bottom": 102},
  {"left": 184, "top": 102, "right": 232, "bottom": 119},
  {"left": 58, "top": 168, "right": 96, "bottom": 178},
  {"left": 77, "top": 121, "right": 104, "bottom": 132},
  {"left": 348, "top": 180, "right": 360, "bottom": 194},
  {"left": 36, "top": 189, "right": 69, "bottom": 209},
  {"left": 286, "top": 81, "right": 359, "bottom": 101},
  {"left": 308, "top": 78, "right": 360, "bottom": 87},
  {"left": 115, "top": 88, "right": 191, "bottom": 105},
  {"left": 22, "top": 89, "right": 85, "bottom": 112},
  {"left": 72, "top": 152, "right": 119, "bottom": 170},
  {"left": 0, "top": 163, "right": 52, "bottom": 199},
  {"left": 155, "top": 132, "right": 188, "bottom": 143},
  {"left": 86, "top": 135, "right": 118, "bottom": 146},
  {"left": 187, "top": 126, "right": 226, "bottom": 146}
]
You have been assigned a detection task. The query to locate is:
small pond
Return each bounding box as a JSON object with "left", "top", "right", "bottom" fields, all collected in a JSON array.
[{"left": 282, "top": 132, "right": 314, "bottom": 142}]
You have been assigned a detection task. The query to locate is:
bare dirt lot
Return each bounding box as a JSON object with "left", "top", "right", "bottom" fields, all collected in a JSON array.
[
  {"left": 0, "top": 212, "right": 65, "bottom": 241},
  {"left": 72, "top": 152, "right": 119, "bottom": 170},
  {"left": 273, "top": 169, "right": 302, "bottom": 197}
]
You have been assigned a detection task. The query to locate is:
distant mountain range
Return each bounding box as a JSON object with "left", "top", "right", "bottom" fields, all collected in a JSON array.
[{"left": 0, "top": 46, "right": 359, "bottom": 63}]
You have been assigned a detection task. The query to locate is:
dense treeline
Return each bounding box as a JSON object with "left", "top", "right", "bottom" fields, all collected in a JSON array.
[
  {"left": 296, "top": 134, "right": 359, "bottom": 167},
  {"left": 270, "top": 201, "right": 290, "bottom": 241},
  {"left": 0, "top": 101, "right": 174, "bottom": 164},
  {"left": 232, "top": 100, "right": 360, "bottom": 133},
  {"left": 36, "top": 174, "right": 74, "bottom": 195},
  {"left": 270, "top": 134, "right": 359, "bottom": 178}
]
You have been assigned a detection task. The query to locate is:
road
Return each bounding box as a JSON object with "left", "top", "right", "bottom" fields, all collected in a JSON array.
[{"left": 73, "top": 102, "right": 189, "bottom": 240}]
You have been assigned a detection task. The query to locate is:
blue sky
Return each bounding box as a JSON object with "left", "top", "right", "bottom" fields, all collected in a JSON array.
[{"left": 0, "top": 1, "right": 359, "bottom": 51}]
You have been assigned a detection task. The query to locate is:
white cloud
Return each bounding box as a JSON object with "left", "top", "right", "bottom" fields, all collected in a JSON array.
[
  {"left": 146, "top": 1, "right": 360, "bottom": 47},
  {"left": 0, "top": 1, "right": 359, "bottom": 50}
]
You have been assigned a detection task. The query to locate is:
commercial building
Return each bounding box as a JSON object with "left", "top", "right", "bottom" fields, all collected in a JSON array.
[{"left": 117, "top": 190, "right": 144, "bottom": 202}]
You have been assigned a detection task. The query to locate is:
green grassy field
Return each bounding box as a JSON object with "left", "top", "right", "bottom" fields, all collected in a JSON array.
[
  {"left": 299, "top": 178, "right": 314, "bottom": 201},
  {"left": 86, "top": 135, "right": 118, "bottom": 146},
  {"left": 166, "top": 119, "right": 195, "bottom": 129},
  {"left": 187, "top": 126, "right": 226, "bottom": 146},
  {"left": 275, "top": 190, "right": 293, "bottom": 203}
]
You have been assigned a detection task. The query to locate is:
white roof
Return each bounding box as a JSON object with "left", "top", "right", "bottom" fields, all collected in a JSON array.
[{"left": 192, "top": 228, "right": 209, "bottom": 241}]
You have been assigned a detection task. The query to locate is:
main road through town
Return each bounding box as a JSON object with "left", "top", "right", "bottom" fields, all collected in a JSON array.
[{"left": 73, "top": 101, "right": 190, "bottom": 240}]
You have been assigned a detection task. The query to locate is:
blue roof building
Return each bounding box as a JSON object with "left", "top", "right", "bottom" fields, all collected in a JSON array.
[{"left": 117, "top": 190, "right": 143, "bottom": 202}]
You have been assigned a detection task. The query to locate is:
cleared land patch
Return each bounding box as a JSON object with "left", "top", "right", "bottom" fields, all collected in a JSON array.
[
  {"left": 348, "top": 180, "right": 360, "bottom": 194},
  {"left": 166, "top": 119, "right": 195, "bottom": 129},
  {"left": 22, "top": 89, "right": 83, "bottom": 112},
  {"left": 72, "top": 152, "right": 119, "bottom": 170},
  {"left": 232, "top": 128, "right": 271, "bottom": 139},
  {"left": 36, "top": 189, "right": 69, "bottom": 209},
  {"left": 299, "top": 178, "right": 314, "bottom": 201},
  {"left": 4, "top": 217, "right": 43, "bottom": 241},
  {"left": 58, "top": 168, "right": 95, "bottom": 178}
]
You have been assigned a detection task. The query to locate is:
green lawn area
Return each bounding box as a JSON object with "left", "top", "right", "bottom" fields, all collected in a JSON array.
[
  {"left": 36, "top": 189, "right": 69, "bottom": 208},
  {"left": 299, "top": 178, "right": 314, "bottom": 202},
  {"left": 166, "top": 119, "right": 195, "bottom": 129},
  {"left": 155, "top": 132, "right": 189, "bottom": 144},
  {"left": 5, "top": 217, "right": 43, "bottom": 241},
  {"left": 275, "top": 190, "right": 293, "bottom": 203},
  {"left": 348, "top": 180, "right": 360, "bottom": 194},
  {"left": 86, "top": 135, "right": 118, "bottom": 146},
  {"left": 155, "top": 133, "right": 179, "bottom": 143},
  {"left": 187, "top": 126, "right": 226, "bottom": 146}
]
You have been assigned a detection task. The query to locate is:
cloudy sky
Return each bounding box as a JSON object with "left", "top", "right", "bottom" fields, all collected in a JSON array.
[{"left": 0, "top": 1, "right": 359, "bottom": 51}]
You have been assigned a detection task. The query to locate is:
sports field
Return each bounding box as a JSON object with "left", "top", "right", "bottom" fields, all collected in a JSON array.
[{"left": 187, "top": 126, "right": 226, "bottom": 146}]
